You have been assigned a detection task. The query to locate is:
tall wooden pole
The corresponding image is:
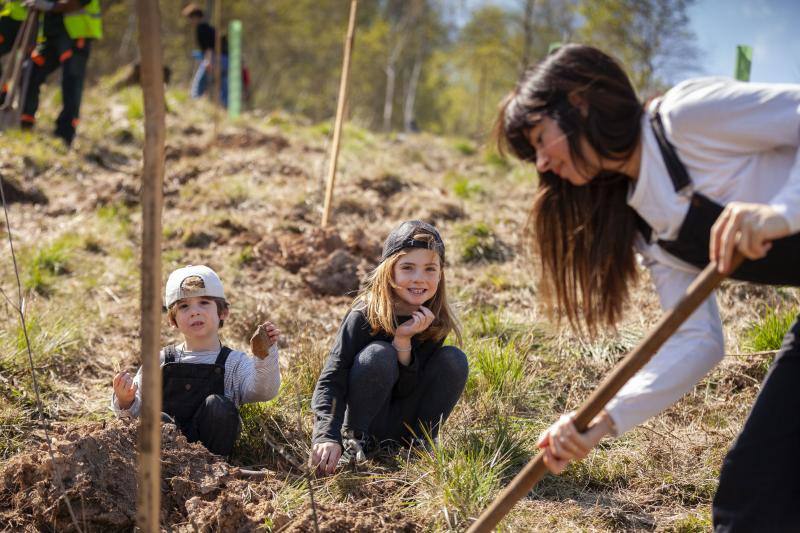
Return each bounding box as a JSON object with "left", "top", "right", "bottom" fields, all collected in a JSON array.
[
  {"left": 320, "top": 0, "right": 358, "bottom": 228},
  {"left": 134, "top": 0, "right": 166, "bottom": 530},
  {"left": 467, "top": 255, "right": 744, "bottom": 532}
]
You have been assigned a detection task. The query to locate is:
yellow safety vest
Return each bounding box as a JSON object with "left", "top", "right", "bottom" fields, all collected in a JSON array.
[
  {"left": 63, "top": 0, "right": 102, "bottom": 40},
  {"left": 0, "top": 1, "right": 27, "bottom": 22}
]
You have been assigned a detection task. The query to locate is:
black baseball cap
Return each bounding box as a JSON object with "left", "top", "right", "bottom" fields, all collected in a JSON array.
[{"left": 381, "top": 220, "right": 445, "bottom": 262}]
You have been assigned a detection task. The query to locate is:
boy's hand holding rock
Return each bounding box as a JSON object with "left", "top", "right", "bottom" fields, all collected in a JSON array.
[{"left": 250, "top": 321, "right": 280, "bottom": 359}]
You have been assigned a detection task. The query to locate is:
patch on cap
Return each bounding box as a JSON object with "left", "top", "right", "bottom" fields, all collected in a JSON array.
[{"left": 165, "top": 265, "right": 226, "bottom": 308}]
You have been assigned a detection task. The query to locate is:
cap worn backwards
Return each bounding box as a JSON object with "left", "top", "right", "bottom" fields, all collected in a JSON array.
[
  {"left": 165, "top": 265, "right": 226, "bottom": 308},
  {"left": 381, "top": 220, "right": 445, "bottom": 263}
]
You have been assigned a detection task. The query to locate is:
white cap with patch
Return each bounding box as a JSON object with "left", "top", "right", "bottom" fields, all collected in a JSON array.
[{"left": 165, "top": 265, "right": 226, "bottom": 308}]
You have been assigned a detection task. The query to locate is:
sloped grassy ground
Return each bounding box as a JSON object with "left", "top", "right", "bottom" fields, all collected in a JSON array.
[{"left": 0, "top": 78, "right": 797, "bottom": 531}]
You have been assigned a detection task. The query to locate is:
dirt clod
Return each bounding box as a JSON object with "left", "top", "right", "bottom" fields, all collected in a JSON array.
[
  {"left": 301, "top": 249, "right": 364, "bottom": 296},
  {"left": 0, "top": 175, "right": 48, "bottom": 205}
]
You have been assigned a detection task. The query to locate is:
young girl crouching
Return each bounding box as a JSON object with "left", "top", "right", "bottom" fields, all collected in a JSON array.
[{"left": 310, "top": 220, "right": 469, "bottom": 474}]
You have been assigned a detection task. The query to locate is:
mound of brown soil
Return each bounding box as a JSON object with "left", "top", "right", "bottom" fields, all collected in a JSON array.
[
  {"left": 254, "top": 227, "right": 379, "bottom": 296},
  {"left": 301, "top": 249, "right": 365, "bottom": 297},
  {"left": 0, "top": 420, "right": 242, "bottom": 531},
  {"left": 0, "top": 420, "right": 422, "bottom": 532}
]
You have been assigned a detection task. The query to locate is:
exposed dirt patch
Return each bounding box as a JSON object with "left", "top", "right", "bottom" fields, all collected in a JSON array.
[
  {"left": 301, "top": 249, "right": 365, "bottom": 296},
  {"left": 166, "top": 143, "right": 205, "bottom": 161},
  {"left": 420, "top": 200, "right": 465, "bottom": 225},
  {"left": 0, "top": 175, "right": 48, "bottom": 205},
  {"left": 275, "top": 501, "right": 420, "bottom": 532},
  {"left": 216, "top": 128, "right": 290, "bottom": 152},
  {"left": 253, "top": 227, "right": 378, "bottom": 296},
  {"left": 358, "top": 173, "right": 407, "bottom": 199}
]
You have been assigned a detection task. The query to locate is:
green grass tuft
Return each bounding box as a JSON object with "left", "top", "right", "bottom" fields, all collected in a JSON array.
[
  {"left": 453, "top": 140, "right": 477, "bottom": 156},
  {"left": 465, "top": 339, "right": 526, "bottom": 398},
  {"left": 667, "top": 512, "right": 713, "bottom": 532},
  {"left": 411, "top": 430, "right": 514, "bottom": 530},
  {"left": 22, "top": 234, "right": 79, "bottom": 295},
  {"left": 744, "top": 307, "right": 797, "bottom": 352},
  {"left": 484, "top": 149, "right": 510, "bottom": 170},
  {"left": 457, "top": 222, "right": 510, "bottom": 263}
]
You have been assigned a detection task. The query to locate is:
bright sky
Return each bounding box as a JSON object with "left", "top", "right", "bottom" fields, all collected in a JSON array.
[
  {"left": 689, "top": 0, "right": 800, "bottom": 83},
  {"left": 461, "top": 0, "right": 800, "bottom": 84}
]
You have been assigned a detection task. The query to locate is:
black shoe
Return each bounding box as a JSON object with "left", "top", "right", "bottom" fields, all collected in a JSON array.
[
  {"left": 338, "top": 430, "right": 375, "bottom": 466},
  {"left": 54, "top": 128, "right": 74, "bottom": 148}
]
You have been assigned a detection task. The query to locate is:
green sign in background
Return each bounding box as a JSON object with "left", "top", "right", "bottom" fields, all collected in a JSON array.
[
  {"left": 735, "top": 45, "right": 752, "bottom": 82},
  {"left": 228, "top": 20, "right": 242, "bottom": 118}
]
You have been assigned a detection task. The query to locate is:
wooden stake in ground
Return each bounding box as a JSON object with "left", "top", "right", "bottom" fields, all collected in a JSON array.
[
  {"left": 134, "top": 0, "right": 166, "bottom": 530},
  {"left": 321, "top": 0, "right": 358, "bottom": 228},
  {"left": 467, "top": 255, "right": 744, "bottom": 533}
]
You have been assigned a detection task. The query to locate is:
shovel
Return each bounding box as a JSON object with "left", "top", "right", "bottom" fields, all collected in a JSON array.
[
  {"left": 467, "top": 254, "right": 744, "bottom": 532},
  {"left": 0, "top": 10, "right": 38, "bottom": 131}
]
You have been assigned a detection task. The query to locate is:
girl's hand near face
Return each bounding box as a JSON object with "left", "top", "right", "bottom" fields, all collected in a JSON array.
[
  {"left": 394, "top": 306, "right": 435, "bottom": 339},
  {"left": 310, "top": 441, "right": 342, "bottom": 476},
  {"left": 710, "top": 202, "right": 790, "bottom": 274},
  {"left": 250, "top": 321, "right": 280, "bottom": 359},
  {"left": 113, "top": 371, "right": 138, "bottom": 410},
  {"left": 393, "top": 307, "right": 435, "bottom": 366},
  {"left": 536, "top": 410, "right": 614, "bottom": 474}
]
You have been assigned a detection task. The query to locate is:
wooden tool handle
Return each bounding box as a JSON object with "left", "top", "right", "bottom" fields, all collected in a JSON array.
[{"left": 467, "top": 255, "right": 743, "bottom": 533}]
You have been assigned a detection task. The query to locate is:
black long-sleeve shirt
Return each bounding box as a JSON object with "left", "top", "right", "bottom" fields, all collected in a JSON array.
[
  {"left": 311, "top": 306, "right": 444, "bottom": 445},
  {"left": 196, "top": 22, "right": 227, "bottom": 54}
]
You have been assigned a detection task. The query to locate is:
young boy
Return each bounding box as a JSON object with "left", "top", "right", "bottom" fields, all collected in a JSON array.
[{"left": 111, "top": 264, "right": 281, "bottom": 456}]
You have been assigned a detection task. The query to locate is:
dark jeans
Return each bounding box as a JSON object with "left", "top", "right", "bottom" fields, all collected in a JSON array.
[
  {"left": 342, "top": 341, "right": 469, "bottom": 442},
  {"left": 713, "top": 316, "right": 800, "bottom": 532},
  {"left": 21, "top": 24, "right": 91, "bottom": 145},
  {"left": 165, "top": 394, "right": 241, "bottom": 456}
]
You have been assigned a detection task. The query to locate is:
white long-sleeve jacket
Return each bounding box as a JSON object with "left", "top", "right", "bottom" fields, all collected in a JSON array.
[{"left": 605, "top": 77, "right": 800, "bottom": 435}]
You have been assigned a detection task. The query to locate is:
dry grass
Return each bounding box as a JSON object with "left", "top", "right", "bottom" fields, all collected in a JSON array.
[{"left": 0, "top": 81, "right": 795, "bottom": 530}]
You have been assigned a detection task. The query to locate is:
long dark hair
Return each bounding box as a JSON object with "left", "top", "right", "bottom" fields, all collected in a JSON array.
[{"left": 494, "top": 44, "right": 643, "bottom": 335}]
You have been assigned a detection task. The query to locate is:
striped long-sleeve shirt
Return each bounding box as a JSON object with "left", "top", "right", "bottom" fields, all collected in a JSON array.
[{"left": 110, "top": 343, "right": 280, "bottom": 418}]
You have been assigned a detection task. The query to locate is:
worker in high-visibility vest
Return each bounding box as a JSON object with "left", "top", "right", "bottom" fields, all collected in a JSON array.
[
  {"left": 20, "top": 0, "right": 101, "bottom": 147},
  {"left": 0, "top": 1, "right": 28, "bottom": 104}
]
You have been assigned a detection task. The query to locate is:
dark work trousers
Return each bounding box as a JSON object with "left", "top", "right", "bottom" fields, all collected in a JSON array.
[
  {"left": 170, "top": 394, "right": 242, "bottom": 457},
  {"left": 21, "top": 24, "right": 91, "bottom": 145},
  {"left": 161, "top": 345, "right": 241, "bottom": 456},
  {"left": 342, "top": 341, "right": 469, "bottom": 442},
  {"left": 0, "top": 16, "right": 22, "bottom": 101},
  {"left": 713, "top": 316, "right": 800, "bottom": 531}
]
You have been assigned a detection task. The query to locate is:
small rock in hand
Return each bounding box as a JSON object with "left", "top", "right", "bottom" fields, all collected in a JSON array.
[{"left": 250, "top": 325, "right": 270, "bottom": 359}]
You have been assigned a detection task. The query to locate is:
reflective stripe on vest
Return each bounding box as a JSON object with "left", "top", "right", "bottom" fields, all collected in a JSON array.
[
  {"left": 0, "top": 1, "right": 27, "bottom": 22},
  {"left": 63, "top": 0, "right": 102, "bottom": 40}
]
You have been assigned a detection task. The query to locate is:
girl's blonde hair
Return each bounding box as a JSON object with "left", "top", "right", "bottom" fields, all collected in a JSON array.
[{"left": 357, "top": 233, "right": 462, "bottom": 345}]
